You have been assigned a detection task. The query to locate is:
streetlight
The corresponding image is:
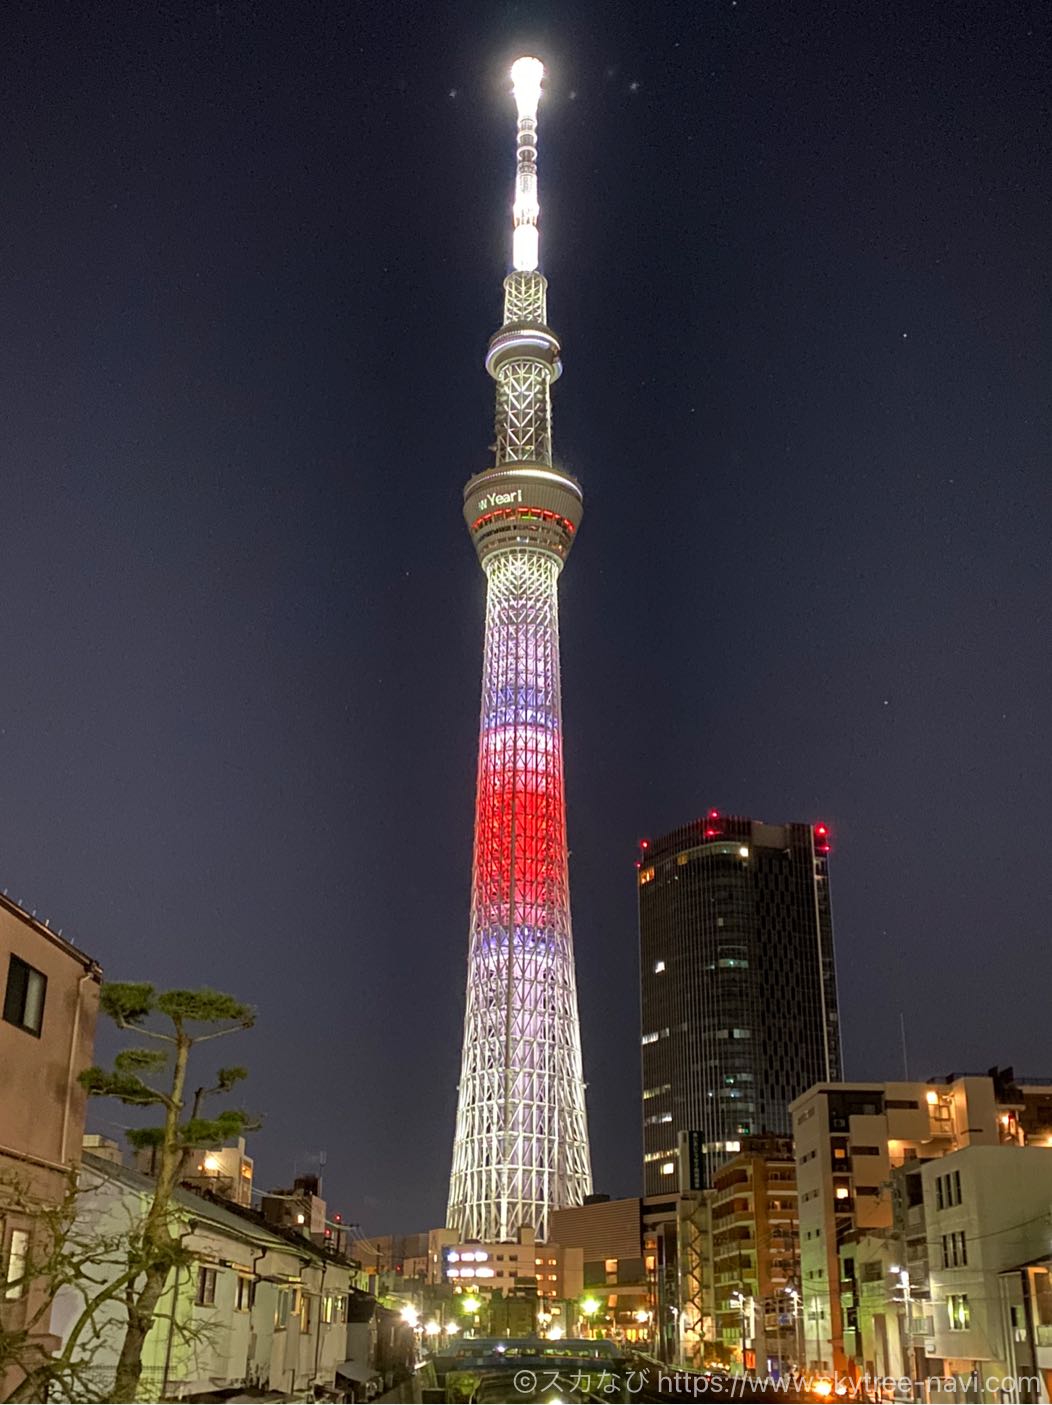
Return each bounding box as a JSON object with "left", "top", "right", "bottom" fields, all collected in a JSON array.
[
  {"left": 400, "top": 1305, "right": 419, "bottom": 1328},
  {"left": 580, "top": 1296, "right": 600, "bottom": 1337}
]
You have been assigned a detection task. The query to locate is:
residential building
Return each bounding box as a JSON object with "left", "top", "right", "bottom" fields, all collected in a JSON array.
[
  {"left": 921, "top": 1144, "right": 1052, "bottom": 1392},
  {"left": 176, "top": 1136, "right": 254, "bottom": 1208},
  {"left": 638, "top": 813, "right": 840, "bottom": 1194},
  {"left": 0, "top": 894, "right": 101, "bottom": 1398},
  {"left": 1000, "top": 1254, "right": 1052, "bottom": 1401},
  {"left": 50, "top": 1149, "right": 395, "bottom": 1401},
  {"left": 262, "top": 1172, "right": 353, "bottom": 1257},
  {"left": 710, "top": 1134, "right": 800, "bottom": 1373},
  {"left": 792, "top": 1075, "right": 1024, "bottom": 1376}
]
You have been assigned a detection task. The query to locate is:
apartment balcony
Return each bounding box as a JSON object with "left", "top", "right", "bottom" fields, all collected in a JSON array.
[{"left": 712, "top": 1207, "right": 756, "bottom": 1225}]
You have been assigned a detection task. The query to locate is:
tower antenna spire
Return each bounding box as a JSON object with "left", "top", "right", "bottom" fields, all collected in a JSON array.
[{"left": 510, "top": 56, "right": 544, "bottom": 272}]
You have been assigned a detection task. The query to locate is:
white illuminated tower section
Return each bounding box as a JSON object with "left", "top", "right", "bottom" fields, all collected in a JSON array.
[{"left": 447, "top": 58, "right": 592, "bottom": 1243}]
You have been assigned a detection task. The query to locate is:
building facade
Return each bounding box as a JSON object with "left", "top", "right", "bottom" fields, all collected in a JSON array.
[
  {"left": 426, "top": 1224, "right": 581, "bottom": 1327},
  {"left": 921, "top": 1144, "right": 1052, "bottom": 1394},
  {"left": 638, "top": 813, "right": 840, "bottom": 1194},
  {"left": 551, "top": 1197, "right": 655, "bottom": 1346},
  {"left": 710, "top": 1135, "right": 800, "bottom": 1372},
  {"left": 447, "top": 57, "right": 592, "bottom": 1243},
  {"left": 791, "top": 1075, "right": 1021, "bottom": 1377},
  {"left": 50, "top": 1150, "right": 388, "bottom": 1401},
  {"left": 0, "top": 895, "right": 101, "bottom": 1397}
]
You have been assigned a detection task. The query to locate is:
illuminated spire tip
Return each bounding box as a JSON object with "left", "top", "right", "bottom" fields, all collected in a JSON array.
[
  {"left": 510, "top": 56, "right": 544, "bottom": 272},
  {"left": 511, "top": 56, "right": 544, "bottom": 120}
]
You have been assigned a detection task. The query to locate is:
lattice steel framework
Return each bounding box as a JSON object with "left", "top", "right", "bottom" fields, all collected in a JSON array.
[
  {"left": 448, "top": 58, "right": 592, "bottom": 1243},
  {"left": 494, "top": 359, "right": 553, "bottom": 465}
]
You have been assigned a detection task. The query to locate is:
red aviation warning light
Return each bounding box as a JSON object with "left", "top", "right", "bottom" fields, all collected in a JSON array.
[{"left": 815, "top": 823, "right": 831, "bottom": 855}]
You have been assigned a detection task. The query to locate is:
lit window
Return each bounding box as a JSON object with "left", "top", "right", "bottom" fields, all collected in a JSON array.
[
  {"left": 948, "top": 1294, "right": 970, "bottom": 1331},
  {"left": 835, "top": 1186, "right": 849, "bottom": 1200},
  {"left": 639, "top": 866, "right": 655, "bottom": 885},
  {"left": 3, "top": 956, "right": 47, "bottom": 1037},
  {"left": 605, "top": 1259, "right": 617, "bottom": 1274},
  {"left": 654, "top": 960, "right": 666, "bottom": 974},
  {"left": 641, "top": 1032, "right": 659, "bottom": 1045},
  {"left": 5, "top": 1229, "right": 29, "bottom": 1301},
  {"left": 661, "top": 1162, "right": 675, "bottom": 1176}
]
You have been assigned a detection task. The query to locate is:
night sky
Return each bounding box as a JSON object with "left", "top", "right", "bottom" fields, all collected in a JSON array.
[{"left": 3, "top": 1, "right": 1049, "bottom": 1236}]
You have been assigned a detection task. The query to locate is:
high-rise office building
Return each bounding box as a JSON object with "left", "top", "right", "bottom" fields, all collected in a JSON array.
[
  {"left": 447, "top": 59, "right": 592, "bottom": 1243},
  {"left": 638, "top": 812, "right": 841, "bottom": 1195}
]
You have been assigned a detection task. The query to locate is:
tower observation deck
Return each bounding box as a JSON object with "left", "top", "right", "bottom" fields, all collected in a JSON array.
[{"left": 447, "top": 58, "right": 592, "bottom": 1244}]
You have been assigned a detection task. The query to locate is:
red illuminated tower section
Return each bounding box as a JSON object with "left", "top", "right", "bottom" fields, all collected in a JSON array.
[{"left": 447, "top": 58, "right": 592, "bottom": 1243}]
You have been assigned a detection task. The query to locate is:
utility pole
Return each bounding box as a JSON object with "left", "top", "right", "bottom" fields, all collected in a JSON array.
[{"left": 891, "top": 1265, "right": 914, "bottom": 1396}]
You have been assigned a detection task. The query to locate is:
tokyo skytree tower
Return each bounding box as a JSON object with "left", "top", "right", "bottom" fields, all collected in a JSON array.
[{"left": 447, "top": 58, "right": 592, "bottom": 1243}]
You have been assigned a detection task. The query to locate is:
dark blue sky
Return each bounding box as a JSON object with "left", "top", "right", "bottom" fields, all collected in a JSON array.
[{"left": 2, "top": 0, "right": 1048, "bottom": 1235}]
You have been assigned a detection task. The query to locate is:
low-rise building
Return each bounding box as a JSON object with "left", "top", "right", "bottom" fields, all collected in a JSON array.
[
  {"left": 1000, "top": 1254, "right": 1052, "bottom": 1401},
  {"left": 552, "top": 1196, "right": 652, "bottom": 1344},
  {"left": 792, "top": 1076, "right": 1011, "bottom": 1375},
  {"left": 0, "top": 894, "right": 101, "bottom": 1398},
  {"left": 794, "top": 1071, "right": 1052, "bottom": 1381},
  {"left": 921, "top": 1144, "right": 1052, "bottom": 1389},
  {"left": 50, "top": 1149, "right": 391, "bottom": 1401}
]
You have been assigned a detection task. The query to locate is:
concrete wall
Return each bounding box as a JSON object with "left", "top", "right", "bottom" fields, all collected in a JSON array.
[
  {"left": 0, "top": 900, "right": 100, "bottom": 1399},
  {"left": 924, "top": 1144, "right": 1052, "bottom": 1376},
  {"left": 0, "top": 901, "right": 99, "bottom": 1170}
]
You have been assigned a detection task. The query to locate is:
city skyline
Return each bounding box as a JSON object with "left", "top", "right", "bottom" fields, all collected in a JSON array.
[{"left": 0, "top": 0, "right": 1048, "bottom": 1237}]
